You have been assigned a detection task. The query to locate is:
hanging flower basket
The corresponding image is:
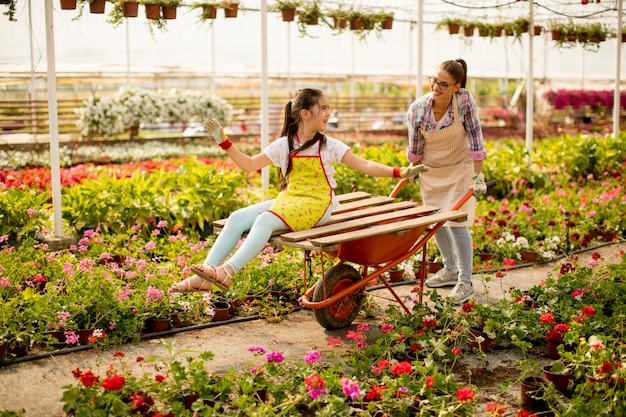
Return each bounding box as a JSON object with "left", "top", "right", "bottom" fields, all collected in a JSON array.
[
  {"left": 333, "top": 16, "right": 347, "bottom": 29},
  {"left": 89, "top": 0, "right": 106, "bottom": 14},
  {"left": 533, "top": 25, "right": 543, "bottom": 36},
  {"left": 281, "top": 8, "right": 296, "bottom": 22},
  {"left": 201, "top": 4, "right": 217, "bottom": 20},
  {"left": 447, "top": 23, "right": 460, "bottom": 34},
  {"left": 145, "top": 3, "right": 160, "bottom": 20},
  {"left": 381, "top": 17, "right": 393, "bottom": 30},
  {"left": 223, "top": 2, "right": 239, "bottom": 18},
  {"left": 59, "top": 0, "right": 77, "bottom": 10},
  {"left": 551, "top": 30, "right": 561, "bottom": 41},
  {"left": 162, "top": 5, "right": 177, "bottom": 20},
  {"left": 350, "top": 17, "right": 363, "bottom": 31},
  {"left": 123, "top": 1, "right": 139, "bottom": 18},
  {"left": 463, "top": 25, "right": 475, "bottom": 37}
]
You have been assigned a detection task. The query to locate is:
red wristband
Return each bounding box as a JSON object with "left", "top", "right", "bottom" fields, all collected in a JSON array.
[
  {"left": 392, "top": 167, "right": 401, "bottom": 178},
  {"left": 219, "top": 139, "right": 232, "bottom": 150}
]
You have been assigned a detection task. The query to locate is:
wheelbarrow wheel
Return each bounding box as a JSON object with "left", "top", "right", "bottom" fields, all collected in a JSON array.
[{"left": 312, "top": 264, "right": 365, "bottom": 330}]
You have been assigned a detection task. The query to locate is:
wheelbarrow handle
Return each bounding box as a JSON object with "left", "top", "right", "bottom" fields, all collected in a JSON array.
[{"left": 451, "top": 180, "right": 496, "bottom": 210}]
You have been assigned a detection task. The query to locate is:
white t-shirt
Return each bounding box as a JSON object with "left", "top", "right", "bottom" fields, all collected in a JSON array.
[{"left": 263, "top": 135, "right": 351, "bottom": 208}]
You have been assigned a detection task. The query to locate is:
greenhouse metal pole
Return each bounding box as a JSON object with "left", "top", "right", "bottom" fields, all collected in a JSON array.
[
  {"left": 260, "top": 0, "right": 270, "bottom": 196},
  {"left": 614, "top": 0, "right": 623, "bottom": 138},
  {"left": 526, "top": 0, "right": 534, "bottom": 159},
  {"left": 44, "top": 0, "right": 63, "bottom": 238},
  {"left": 416, "top": 0, "right": 424, "bottom": 99}
]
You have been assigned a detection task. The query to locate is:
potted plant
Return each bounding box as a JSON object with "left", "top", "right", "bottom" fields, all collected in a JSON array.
[
  {"left": 541, "top": 360, "right": 573, "bottom": 395},
  {"left": 107, "top": 1, "right": 140, "bottom": 27},
  {"left": 220, "top": 0, "right": 239, "bottom": 18},
  {"left": 190, "top": 2, "right": 220, "bottom": 22},
  {"left": 296, "top": 0, "right": 323, "bottom": 36},
  {"left": 271, "top": 0, "right": 301, "bottom": 22},
  {"left": 323, "top": 4, "right": 349, "bottom": 30},
  {"left": 161, "top": 0, "right": 181, "bottom": 20},
  {"left": 435, "top": 17, "right": 465, "bottom": 35}
]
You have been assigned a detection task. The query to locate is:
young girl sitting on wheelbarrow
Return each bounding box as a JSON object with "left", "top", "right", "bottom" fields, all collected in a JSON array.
[{"left": 169, "top": 88, "right": 428, "bottom": 293}]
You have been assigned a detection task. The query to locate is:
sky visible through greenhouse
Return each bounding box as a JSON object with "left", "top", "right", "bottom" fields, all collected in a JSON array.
[{"left": 0, "top": 0, "right": 623, "bottom": 90}]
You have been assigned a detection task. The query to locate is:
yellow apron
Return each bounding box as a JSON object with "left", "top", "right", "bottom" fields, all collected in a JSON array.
[
  {"left": 418, "top": 94, "right": 475, "bottom": 227},
  {"left": 268, "top": 151, "right": 332, "bottom": 232}
]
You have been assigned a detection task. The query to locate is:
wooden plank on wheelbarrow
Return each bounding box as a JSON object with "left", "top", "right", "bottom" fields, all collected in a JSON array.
[
  {"left": 331, "top": 196, "right": 395, "bottom": 214},
  {"left": 308, "top": 210, "right": 468, "bottom": 248},
  {"left": 280, "top": 205, "right": 438, "bottom": 242},
  {"left": 328, "top": 202, "right": 439, "bottom": 223},
  {"left": 212, "top": 191, "right": 373, "bottom": 232},
  {"left": 336, "top": 191, "right": 371, "bottom": 203}
]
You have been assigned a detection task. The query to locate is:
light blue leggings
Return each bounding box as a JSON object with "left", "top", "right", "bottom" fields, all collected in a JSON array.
[
  {"left": 433, "top": 226, "right": 473, "bottom": 283},
  {"left": 204, "top": 200, "right": 333, "bottom": 274}
]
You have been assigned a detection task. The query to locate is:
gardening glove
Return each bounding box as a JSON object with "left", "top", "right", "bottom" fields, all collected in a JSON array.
[
  {"left": 203, "top": 119, "right": 229, "bottom": 147},
  {"left": 470, "top": 172, "right": 487, "bottom": 196},
  {"left": 400, "top": 163, "right": 429, "bottom": 179}
]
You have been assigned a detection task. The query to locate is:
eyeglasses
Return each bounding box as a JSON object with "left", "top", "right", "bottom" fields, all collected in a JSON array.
[{"left": 429, "top": 76, "right": 455, "bottom": 90}]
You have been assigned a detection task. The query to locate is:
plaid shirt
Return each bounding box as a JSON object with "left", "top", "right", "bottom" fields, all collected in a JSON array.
[{"left": 406, "top": 89, "right": 486, "bottom": 163}]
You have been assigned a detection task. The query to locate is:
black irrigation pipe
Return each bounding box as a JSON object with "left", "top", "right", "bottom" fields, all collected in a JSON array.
[
  {"left": 2, "top": 314, "right": 265, "bottom": 366},
  {"left": 2, "top": 241, "right": 621, "bottom": 367}
]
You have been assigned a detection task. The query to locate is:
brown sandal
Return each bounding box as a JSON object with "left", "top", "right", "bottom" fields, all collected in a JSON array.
[
  {"left": 188, "top": 264, "right": 233, "bottom": 291},
  {"left": 168, "top": 276, "right": 213, "bottom": 294}
]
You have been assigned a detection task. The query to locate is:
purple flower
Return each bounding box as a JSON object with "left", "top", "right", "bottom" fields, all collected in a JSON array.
[
  {"left": 304, "top": 350, "right": 321, "bottom": 364},
  {"left": 266, "top": 351, "right": 285, "bottom": 363},
  {"left": 340, "top": 378, "right": 363, "bottom": 400},
  {"left": 247, "top": 345, "right": 267, "bottom": 354}
]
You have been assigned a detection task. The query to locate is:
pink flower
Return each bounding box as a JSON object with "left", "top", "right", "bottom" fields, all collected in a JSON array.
[
  {"left": 247, "top": 345, "right": 267, "bottom": 354},
  {"left": 304, "top": 350, "right": 321, "bottom": 364},
  {"left": 304, "top": 374, "right": 327, "bottom": 400},
  {"left": 340, "top": 378, "right": 363, "bottom": 400},
  {"left": 265, "top": 351, "right": 285, "bottom": 363}
]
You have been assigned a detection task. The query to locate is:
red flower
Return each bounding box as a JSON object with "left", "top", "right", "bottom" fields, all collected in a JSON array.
[
  {"left": 461, "top": 301, "right": 474, "bottom": 312},
  {"left": 425, "top": 375, "right": 434, "bottom": 388},
  {"left": 72, "top": 367, "right": 82, "bottom": 378},
  {"left": 364, "top": 385, "right": 386, "bottom": 401},
  {"left": 545, "top": 329, "right": 563, "bottom": 342},
  {"left": 486, "top": 401, "right": 506, "bottom": 415},
  {"left": 598, "top": 361, "right": 614, "bottom": 374},
  {"left": 390, "top": 361, "right": 412, "bottom": 375},
  {"left": 554, "top": 323, "right": 569, "bottom": 332},
  {"left": 113, "top": 351, "right": 125, "bottom": 357},
  {"left": 456, "top": 386, "right": 475, "bottom": 402},
  {"left": 540, "top": 313, "right": 555, "bottom": 324},
  {"left": 422, "top": 319, "right": 437, "bottom": 328},
  {"left": 79, "top": 369, "right": 99, "bottom": 387},
  {"left": 101, "top": 374, "right": 125, "bottom": 391},
  {"left": 582, "top": 305, "right": 596, "bottom": 317},
  {"left": 155, "top": 374, "right": 168, "bottom": 382},
  {"left": 452, "top": 347, "right": 462, "bottom": 355}
]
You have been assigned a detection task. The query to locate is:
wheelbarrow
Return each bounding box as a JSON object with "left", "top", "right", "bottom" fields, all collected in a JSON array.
[{"left": 269, "top": 178, "right": 491, "bottom": 329}]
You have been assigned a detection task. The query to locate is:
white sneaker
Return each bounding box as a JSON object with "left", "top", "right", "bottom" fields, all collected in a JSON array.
[
  {"left": 425, "top": 268, "right": 458, "bottom": 288},
  {"left": 449, "top": 282, "right": 474, "bottom": 304}
]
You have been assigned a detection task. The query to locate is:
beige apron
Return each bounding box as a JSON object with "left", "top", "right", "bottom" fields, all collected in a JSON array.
[
  {"left": 268, "top": 149, "right": 332, "bottom": 232},
  {"left": 418, "top": 94, "right": 475, "bottom": 227}
]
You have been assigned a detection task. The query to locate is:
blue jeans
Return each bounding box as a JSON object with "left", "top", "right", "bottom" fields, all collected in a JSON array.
[
  {"left": 204, "top": 200, "right": 333, "bottom": 274},
  {"left": 433, "top": 226, "right": 473, "bottom": 283}
]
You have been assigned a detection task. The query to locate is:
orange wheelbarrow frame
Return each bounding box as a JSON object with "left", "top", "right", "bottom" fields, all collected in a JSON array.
[{"left": 299, "top": 178, "right": 479, "bottom": 321}]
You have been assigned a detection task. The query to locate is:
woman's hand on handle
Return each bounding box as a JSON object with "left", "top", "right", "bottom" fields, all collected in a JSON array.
[{"left": 470, "top": 172, "right": 487, "bottom": 196}]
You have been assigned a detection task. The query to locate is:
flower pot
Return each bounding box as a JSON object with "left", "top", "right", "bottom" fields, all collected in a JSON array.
[
  {"left": 427, "top": 261, "right": 443, "bottom": 274},
  {"left": 350, "top": 17, "right": 363, "bottom": 31},
  {"left": 211, "top": 301, "right": 230, "bottom": 322},
  {"left": 468, "top": 326, "right": 491, "bottom": 352},
  {"left": 89, "top": 0, "right": 106, "bottom": 14},
  {"left": 463, "top": 26, "right": 475, "bottom": 37},
  {"left": 162, "top": 5, "right": 177, "bottom": 20},
  {"left": 387, "top": 269, "right": 404, "bottom": 283},
  {"left": 280, "top": 8, "right": 295, "bottom": 22},
  {"left": 223, "top": 3, "right": 239, "bottom": 18},
  {"left": 59, "top": 0, "right": 77, "bottom": 10},
  {"left": 332, "top": 16, "right": 346, "bottom": 29},
  {"left": 547, "top": 340, "right": 562, "bottom": 359},
  {"left": 144, "top": 3, "right": 160, "bottom": 20},
  {"left": 146, "top": 318, "right": 170, "bottom": 333},
  {"left": 8, "top": 341, "right": 28, "bottom": 358},
  {"left": 542, "top": 365, "right": 572, "bottom": 395},
  {"left": 0, "top": 342, "right": 6, "bottom": 359},
  {"left": 447, "top": 23, "right": 460, "bottom": 34},
  {"left": 478, "top": 252, "right": 495, "bottom": 261},
  {"left": 123, "top": 2, "right": 139, "bottom": 18},
  {"left": 520, "top": 376, "right": 549, "bottom": 412},
  {"left": 551, "top": 30, "right": 562, "bottom": 41},
  {"left": 381, "top": 17, "right": 393, "bottom": 30},
  {"left": 520, "top": 249, "right": 538, "bottom": 263},
  {"left": 201, "top": 4, "right": 217, "bottom": 19},
  {"left": 533, "top": 25, "right": 542, "bottom": 36},
  {"left": 602, "top": 230, "right": 617, "bottom": 241},
  {"left": 77, "top": 329, "right": 95, "bottom": 345}
]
